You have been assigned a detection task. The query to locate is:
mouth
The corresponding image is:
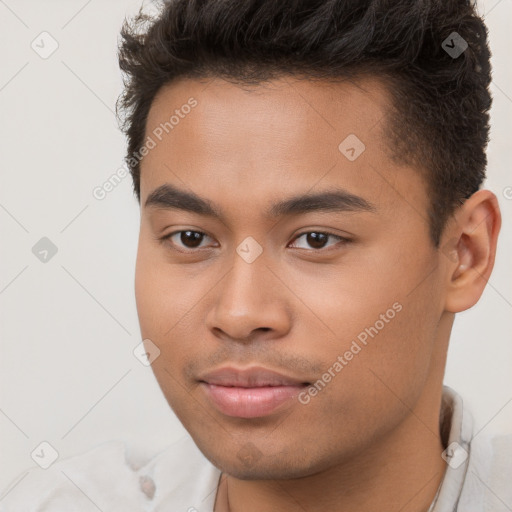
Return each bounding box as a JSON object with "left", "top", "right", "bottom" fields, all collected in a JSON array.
[{"left": 197, "top": 366, "right": 311, "bottom": 418}]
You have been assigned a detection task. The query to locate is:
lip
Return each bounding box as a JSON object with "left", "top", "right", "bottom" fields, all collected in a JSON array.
[
  {"left": 198, "top": 366, "right": 310, "bottom": 418},
  {"left": 198, "top": 366, "right": 309, "bottom": 387}
]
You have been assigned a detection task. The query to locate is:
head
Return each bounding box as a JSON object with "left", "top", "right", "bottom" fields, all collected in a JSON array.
[{"left": 117, "top": 0, "right": 500, "bottom": 479}]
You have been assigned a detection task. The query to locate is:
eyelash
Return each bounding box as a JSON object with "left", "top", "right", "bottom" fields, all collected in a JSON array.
[{"left": 159, "top": 230, "right": 350, "bottom": 253}]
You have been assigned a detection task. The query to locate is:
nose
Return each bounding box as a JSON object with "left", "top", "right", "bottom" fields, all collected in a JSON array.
[{"left": 205, "top": 250, "right": 292, "bottom": 342}]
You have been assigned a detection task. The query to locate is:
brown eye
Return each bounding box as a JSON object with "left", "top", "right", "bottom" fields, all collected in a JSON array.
[
  {"left": 179, "top": 230, "right": 204, "bottom": 248},
  {"left": 161, "top": 230, "right": 216, "bottom": 251},
  {"left": 305, "top": 232, "right": 328, "bottom": 249},
  {"left": 289, "top": 231, "right": 349, "bottom": 251}
]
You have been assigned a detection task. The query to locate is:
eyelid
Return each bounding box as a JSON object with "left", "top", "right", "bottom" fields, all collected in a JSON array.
[
  {"left": 288, "top": 231, "right": 351, "bottom": 251},
  {"left": 160, "top": 229, "right": 218, "bottom": 252}
]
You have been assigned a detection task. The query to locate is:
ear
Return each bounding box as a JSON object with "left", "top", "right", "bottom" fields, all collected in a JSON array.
[{"left": 441, "top": 189, "right": 501, "bottom": 313}]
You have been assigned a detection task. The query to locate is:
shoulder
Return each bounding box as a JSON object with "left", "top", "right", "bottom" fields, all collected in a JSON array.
[
  {"left": 461, "top": 432, "right": 512, "bottom": 512},
  {"left": 0, "top": 436, "right": 221, "bottom": 512},
  {"left": 0, "top": 440, "right": 152, "bottom": 511},
  {"left": 137, "top": 435, "right": 222, "bottom": 510},
  {"left": 485, "top": 433, "right": 512, "bottom": 510}
]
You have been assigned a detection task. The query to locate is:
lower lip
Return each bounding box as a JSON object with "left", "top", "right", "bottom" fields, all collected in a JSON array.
[{"left": 200, "top": 382, "right": 307, "bottom": 418}]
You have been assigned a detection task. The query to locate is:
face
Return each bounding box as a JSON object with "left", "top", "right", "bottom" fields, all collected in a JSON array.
[{"left": 135, "top": 76, "right": 450, "bottom": 479}]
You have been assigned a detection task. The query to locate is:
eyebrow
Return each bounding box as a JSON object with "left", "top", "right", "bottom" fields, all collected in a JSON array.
[{"left": 144, "top": 183, "right": 376, "bottom": 220}]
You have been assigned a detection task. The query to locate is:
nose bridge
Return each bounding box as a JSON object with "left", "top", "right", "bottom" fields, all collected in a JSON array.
[
  {"left": 206, "top": 243, "right": 290, "bottom": 339},
  {"left": 229, "top": 245, "right": 267, "bottom": 304}
]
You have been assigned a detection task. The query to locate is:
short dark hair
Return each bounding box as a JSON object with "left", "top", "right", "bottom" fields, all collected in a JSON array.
[{"left": 116, "top": 0, "right": 492, "bottom": 246}]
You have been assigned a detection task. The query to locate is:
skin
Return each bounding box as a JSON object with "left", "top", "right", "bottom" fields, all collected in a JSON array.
[{"left": 134, "top": 76, "right": 501, "bottom": 512}]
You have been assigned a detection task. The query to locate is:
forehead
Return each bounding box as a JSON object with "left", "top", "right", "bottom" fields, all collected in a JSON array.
[
  {"left": 140, "top": 76, "right": 427, "bottom": 220},
  {"left": 145, "top": 75, "right": 388, "bottom": 153}
]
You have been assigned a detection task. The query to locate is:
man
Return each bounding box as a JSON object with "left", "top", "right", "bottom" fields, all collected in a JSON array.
[{"left": 1, "top": 0, "right": 510, "bottom": 510}]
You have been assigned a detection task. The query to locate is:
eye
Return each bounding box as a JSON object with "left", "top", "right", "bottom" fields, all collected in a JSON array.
[
  {"left": 288, "top": 231, "right": 349, "bottom": 251},
  {"left": 159, "top": 229, "right": 349, "bottom": 253},
  {"left": 161, "top": 230, "right": 217, "bottom": 251}
]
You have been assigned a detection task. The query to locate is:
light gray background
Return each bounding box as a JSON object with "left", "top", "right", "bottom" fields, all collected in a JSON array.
[{"left": 1, "top": 0, "right": 511, "bottom": 494}]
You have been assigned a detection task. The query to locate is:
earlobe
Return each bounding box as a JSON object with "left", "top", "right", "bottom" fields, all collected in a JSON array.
[{"left": 443, "top": 190, "right": 501, "bottom": 313}]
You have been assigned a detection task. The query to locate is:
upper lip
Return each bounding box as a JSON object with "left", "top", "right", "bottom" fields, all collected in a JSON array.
[{"left": 198, "top": 366, "right": 310, "bottom": 387}]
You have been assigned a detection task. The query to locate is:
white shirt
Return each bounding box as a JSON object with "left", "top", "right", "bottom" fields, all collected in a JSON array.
[{"left": 1, "top": 386, "right": 511, "bottom": 511}]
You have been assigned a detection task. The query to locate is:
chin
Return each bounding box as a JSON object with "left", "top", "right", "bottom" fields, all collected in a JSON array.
[{"left": 196, "top": 437, "right": 336, "bottom": 481}]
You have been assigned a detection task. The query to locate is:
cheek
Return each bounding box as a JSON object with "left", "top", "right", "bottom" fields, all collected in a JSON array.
[
  {"left": 134, "top": 241, "right": 209, "bottom": 380},
  {"left": 284, "top": 248, "right": 440, "bottom": 408},
  {"left": 134, "top": 248, "right": 196, "bottom": 411},
  {"left": 134, "top": 238, "right": 199, "bottom": 337},
  {"left": 134, "top": 247, "right": 161, "bottom": 337}
]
